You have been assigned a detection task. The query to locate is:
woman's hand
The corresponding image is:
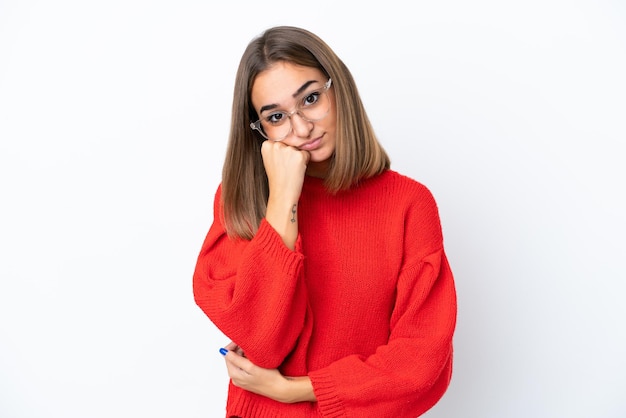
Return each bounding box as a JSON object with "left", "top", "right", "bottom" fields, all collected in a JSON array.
[
  {"left": 261, "top": 140, "right": 310, "bottom": 203},
  {"left": 222, "top": 342, "right": 316, "bottom": 404},
  {"left": 261, "top": 141, "right": 310, "bottom": 250}
]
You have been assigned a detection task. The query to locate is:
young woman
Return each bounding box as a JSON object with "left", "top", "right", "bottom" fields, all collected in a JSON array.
[{"left": 193, "top": 26, "right": 457, "bottom": 418}]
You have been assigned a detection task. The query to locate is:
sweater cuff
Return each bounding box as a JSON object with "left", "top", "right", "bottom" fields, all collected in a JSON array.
[
  {"left": 309, "top": 369, "right": 345, "bottom": 417},
  {"left": 253, "top": 219, "right": 304, "bottom": 270}
]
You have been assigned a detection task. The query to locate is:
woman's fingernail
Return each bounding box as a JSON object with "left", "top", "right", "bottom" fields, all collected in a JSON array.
[{"left": 219, "top": 348, "right": 228, "bottom": 356}]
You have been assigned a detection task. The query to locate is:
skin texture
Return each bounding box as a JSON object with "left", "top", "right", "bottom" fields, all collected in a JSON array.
[{"left": 223, "top": 61, "right": 338, "bottom": 403}]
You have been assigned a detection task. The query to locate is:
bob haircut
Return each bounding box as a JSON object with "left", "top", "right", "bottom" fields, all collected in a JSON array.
[{"left": 221, "top": 26, "right": 390, "bottom": 240}]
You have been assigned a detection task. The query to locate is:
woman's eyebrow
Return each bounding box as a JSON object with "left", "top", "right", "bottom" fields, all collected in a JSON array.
[
  {"left": 292, "top": 80, "right": 318, "bottom": 98},
  {"left": 259, "top": 80, "right": 319, "bottom": 114}
]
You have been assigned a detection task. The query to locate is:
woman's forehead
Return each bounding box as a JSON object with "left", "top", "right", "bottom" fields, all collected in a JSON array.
[{"left": 251, "top": 63, "right": 325, "bottom": 108}]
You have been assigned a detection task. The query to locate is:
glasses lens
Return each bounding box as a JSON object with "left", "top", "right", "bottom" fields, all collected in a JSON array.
[
  {"left": 262, "top": 118, "right": 291, "bottom": 141},
  {"left": 298, "top": 88, "right": 330, "bottom": 122}
]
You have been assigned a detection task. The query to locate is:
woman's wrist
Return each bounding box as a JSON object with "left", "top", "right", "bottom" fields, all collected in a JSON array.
[
  {"left": 265, "top": 198, "right": 299, "bottom": 251},
  {"left": 280, "top": 376, "right": 316, "bottom": 403}
]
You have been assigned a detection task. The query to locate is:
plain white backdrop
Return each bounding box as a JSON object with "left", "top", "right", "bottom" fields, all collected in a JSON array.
[{"left": 1, "top": 1, "right": 625, "bottom": 417}]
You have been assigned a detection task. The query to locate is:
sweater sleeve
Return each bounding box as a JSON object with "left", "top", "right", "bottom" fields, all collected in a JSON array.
[
  {"left": 192, "top": 185, "right": 309, "bottom": 368},
  {"left": 309, "top": 187, "right": 458, "bottom": 417}
]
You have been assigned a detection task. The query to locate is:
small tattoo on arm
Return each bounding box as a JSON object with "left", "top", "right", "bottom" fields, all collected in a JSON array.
[{"left": 291, "top": 204, "right": 297, "bottom": 223}]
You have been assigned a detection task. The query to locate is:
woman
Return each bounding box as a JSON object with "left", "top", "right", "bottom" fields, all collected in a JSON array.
[{"left": 193, "top": 25, "right": 457, "bottom": 417}]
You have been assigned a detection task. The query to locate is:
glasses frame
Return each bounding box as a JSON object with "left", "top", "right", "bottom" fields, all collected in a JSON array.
[{"left": 250, "top": 78, "right": 333, "bottom": 141}]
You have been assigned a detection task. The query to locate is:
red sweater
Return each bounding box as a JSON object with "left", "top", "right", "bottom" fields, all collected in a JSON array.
[{"left": 193, "top": 170, "right": 457, "bottom": 417}]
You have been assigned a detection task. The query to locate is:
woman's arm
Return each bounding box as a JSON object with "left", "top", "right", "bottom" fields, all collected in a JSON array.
[
  {"left": 194, "top": 143, "right": 311, "bottom": 369},
  {"left": 261, "top": 140, "right": 310, "bottom": 251},
  {"left": 193, "top": 185, "right": 309, "bottom": 369},
  {"left": 222, "top": 249, "right": 456, "bottom": 413},
  {"left": 309, "top": 250, "right": 457, "bottom": 416}
]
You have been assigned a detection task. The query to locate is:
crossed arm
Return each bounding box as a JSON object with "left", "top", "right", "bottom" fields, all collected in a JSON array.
[{"left": 221, "top": 342, "right": 316, "bottom": 404}]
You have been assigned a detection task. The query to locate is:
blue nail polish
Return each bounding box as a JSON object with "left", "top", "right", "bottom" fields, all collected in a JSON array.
[{"left": 219, "top": 348, "right": 228, "bottom": 356}]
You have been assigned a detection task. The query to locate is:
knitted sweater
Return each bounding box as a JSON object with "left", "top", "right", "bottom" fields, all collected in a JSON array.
[{"left": 193, "top": 170, "right": 457, "bottom": 418}]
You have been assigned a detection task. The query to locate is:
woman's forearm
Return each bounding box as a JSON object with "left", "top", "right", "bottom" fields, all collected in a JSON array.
[{"left": 283, "top": 376, "right": 316, "bottom": 403}]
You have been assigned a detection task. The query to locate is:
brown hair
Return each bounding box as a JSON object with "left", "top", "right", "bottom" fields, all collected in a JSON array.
[{"left": 221, "top": 26, "right": 390, "bottom": 239}]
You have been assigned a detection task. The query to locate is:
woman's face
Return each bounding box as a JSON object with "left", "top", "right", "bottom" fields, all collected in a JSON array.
[{"left": 251, "top": 61, "right": 337, "bottom": 177}]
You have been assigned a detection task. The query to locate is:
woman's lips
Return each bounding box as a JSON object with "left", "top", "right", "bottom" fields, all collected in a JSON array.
[{"left": 298, "top": 136, "right": 322, "bottom": 151}]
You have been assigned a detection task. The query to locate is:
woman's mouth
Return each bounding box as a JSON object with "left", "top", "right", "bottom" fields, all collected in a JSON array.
[{"left": 298, "top": 136, "right": 322, "bottom": 151}]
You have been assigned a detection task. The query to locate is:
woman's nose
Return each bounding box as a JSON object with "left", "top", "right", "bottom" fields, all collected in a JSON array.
[{"left": 290, "top": 113, "right": 313, "bottom": 138}]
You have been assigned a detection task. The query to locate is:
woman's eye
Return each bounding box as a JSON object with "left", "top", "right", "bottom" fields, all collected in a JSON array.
[
  {"left": 303, "top": 91, "right": 320, "bottom": 106},
  {"left": 266, "top": 112, "right": 285, "bottom": 125}
]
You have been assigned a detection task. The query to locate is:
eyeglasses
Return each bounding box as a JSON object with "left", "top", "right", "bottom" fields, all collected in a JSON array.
[{"left": 250, "top": 78, "right": 332, "bottom": 141}]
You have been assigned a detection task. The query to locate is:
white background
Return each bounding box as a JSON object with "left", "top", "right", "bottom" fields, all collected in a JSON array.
[{"left": 1, "top": 1, "right": 625, "bottom": 417}]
